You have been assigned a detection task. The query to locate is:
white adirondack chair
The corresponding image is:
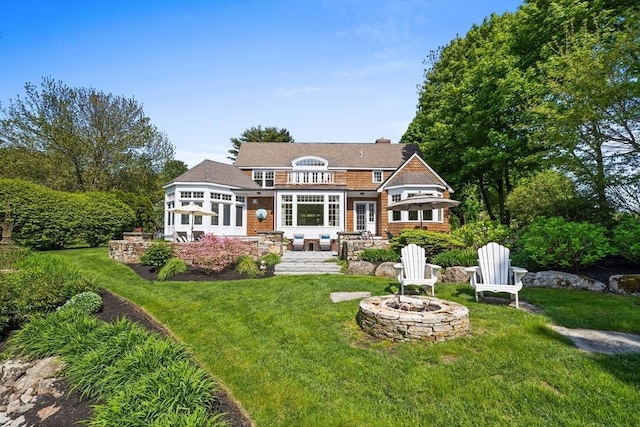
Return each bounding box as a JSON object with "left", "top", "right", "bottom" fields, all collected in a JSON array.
[
  {"left": 464, "top": 242, "right": 528, "bottom": 308},
  {"left": 395, "top": 243, "right": 441, "bottom": 296}
]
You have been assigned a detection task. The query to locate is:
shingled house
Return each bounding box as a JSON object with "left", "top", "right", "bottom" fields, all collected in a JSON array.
[{"left": 163, "top": 139, "right": 455, "bottom": 244}]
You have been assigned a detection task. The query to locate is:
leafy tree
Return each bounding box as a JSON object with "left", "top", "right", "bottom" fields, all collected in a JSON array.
[
  {"left": 0, "top": 77, "right": 175, "bottom": 194},
  {"left": 505, "top": 170, "right": 586, "bottom": 225},
  {"left": 410, "top": 13, "right": 544, "bottom": 224},
  {"left": 228, "top": 125, "right": 294, "bottom": 161},
  {"left": 160, "top": 159, "right": 189, "bottom": 182},
  {"left": 535, "top": 12, "right": 640, "bottom": 217}
]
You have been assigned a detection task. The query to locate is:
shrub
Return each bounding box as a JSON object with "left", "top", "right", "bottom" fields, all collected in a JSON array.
[
  {"left": 518, "top": 217, "right": 611, "bottom": 270},
  {"left": 60, "top": 291, "right": 103, "bottom": 314},
  {"left": 140, "top": 243, "right": 174, "bottom": 268},
  {"left": 0, "top": 246, "right": 30, "bottom": 269},
  {"left": 505, "top": 170, "right": 578, "bottom": 225},
  {"left": 390, "top": 229, "right": 461, "bottom": 259},
  {"left": 77, "top": 192, "right": 136, "bottom": 246},
  {"left": 360, "top": 248, "right": 399, "bottom": 263},
  {"left": 451, "top": 220, "right": 512, "bottom": 249},
  {"left": 6, "top": 254, "right": 96, "bottom": 323},
  {"left": 611, "top": 215, "right": 640, "bottom": 264},
  {"left": 176, "top": 235, "right": 258, "bottom": 273},
  {"left": 157, "top": 257, "right": 188, "bottom": 281},
  {"left": 261, "top": 252, "right": 281, "bottom": 267},
  {"left": 431, "top": 248, "right": 478, "bottom": 267},
  {"left": 0, "top": 179, "right": 135, "bottom": 249},
  {"left": 235, "top": 255, "right": 263, "bottom": 278}
]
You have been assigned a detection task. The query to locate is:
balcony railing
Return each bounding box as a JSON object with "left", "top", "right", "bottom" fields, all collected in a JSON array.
[{"left": 288, "top": 172, "right": 335, "bottom": 184}]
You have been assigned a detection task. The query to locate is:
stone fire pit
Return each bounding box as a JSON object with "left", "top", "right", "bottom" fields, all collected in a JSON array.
[{"left": 357, "top": 295, "right": 470, "bottom": 342}]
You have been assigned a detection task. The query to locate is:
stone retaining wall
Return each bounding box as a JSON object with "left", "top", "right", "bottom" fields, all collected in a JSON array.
[
  {"left": 108, "top": 232, "right": 284, "bottom": 264},
  {"left": 339, "top": 239, "right": 389, "bottom": 261}
]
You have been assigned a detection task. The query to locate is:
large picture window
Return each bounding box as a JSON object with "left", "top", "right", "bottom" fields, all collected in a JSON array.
[
  {"left": 297, "top": 195, "right": 324, "bottom": 226},
  {"left": 279, "top": 194, "right": 342, "bottom": 227}
]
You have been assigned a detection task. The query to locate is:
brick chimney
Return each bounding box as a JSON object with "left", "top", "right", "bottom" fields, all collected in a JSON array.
[{"left": 375, "top": 137, "right": 391, "bottom": 144}]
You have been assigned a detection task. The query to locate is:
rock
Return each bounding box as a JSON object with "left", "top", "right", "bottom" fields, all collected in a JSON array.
[
  {"left": 347, "top": 260, "right": 376, "bottom": 276},
  {"left": 6, "top": 414, "right": 26, "bottom": 427},
  {"left": 37, "top": 404, "right": 60, "bottom": 421},
  {"left": 441, "top": 266, "right": 469, "bottom": 283},
  {"left": 374, "top": 262, "right": 397, "bottom": 278},
  {"left": 609, "top": 274, "right": 640, "bottom": 296},
  {"left": 523, "top": 271, "right": 606, "bottom": 292}
]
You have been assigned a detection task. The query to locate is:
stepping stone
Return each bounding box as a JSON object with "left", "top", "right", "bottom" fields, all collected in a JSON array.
[
  {"left": 550, "top": 326, "right": 640, "bottom": 355},
  {"left": 330, "top": 292, "right": 371, "bottom": 303}
]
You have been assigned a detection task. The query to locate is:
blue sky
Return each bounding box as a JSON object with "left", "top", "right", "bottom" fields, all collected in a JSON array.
[{"left": 0, "top": 0, "right": 523, "bottom": 167}]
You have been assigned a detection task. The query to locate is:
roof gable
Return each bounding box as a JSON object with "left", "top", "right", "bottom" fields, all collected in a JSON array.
[{"left": 379, "top": 153, "right": 453, "bottom": 193}]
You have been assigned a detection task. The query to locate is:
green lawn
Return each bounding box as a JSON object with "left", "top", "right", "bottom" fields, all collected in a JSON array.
[{"left": 56, "top": 248, "right": 640, "bottom": 427}]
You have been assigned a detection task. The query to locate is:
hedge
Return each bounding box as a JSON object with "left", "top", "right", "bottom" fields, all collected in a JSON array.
[{"left": 0, "top": 179, "right": 135, "bottom": 249}]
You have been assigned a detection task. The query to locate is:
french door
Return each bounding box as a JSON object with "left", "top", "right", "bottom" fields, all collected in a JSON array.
[{"left": 354, "top": 202, "right": 376, "bottom": 234}]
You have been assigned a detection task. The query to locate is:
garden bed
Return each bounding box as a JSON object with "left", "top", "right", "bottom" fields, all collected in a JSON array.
[{"left": 0, "top": 289, "right": 252, "bottom": 427}]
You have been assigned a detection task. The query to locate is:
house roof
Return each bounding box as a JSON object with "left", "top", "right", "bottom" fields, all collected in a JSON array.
[
  {"left": 167, "top": 160, "right": 260, "bottom": 189},
  {"left": 234, "top": 142, "right": 421, "bottom": 169}
]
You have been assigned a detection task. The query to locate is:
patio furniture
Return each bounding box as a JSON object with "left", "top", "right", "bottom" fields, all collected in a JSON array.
[
  {"left": 192, "top": 230, "right": 205, "bottom": 241},
  {"left": 174, "top": 231, "right": 189, "bottom": 242},
  {"left": 319, "top": 234, "right": 331, "bottom": 251},
  {"left": 464, "top": 242, "right": 528, "bottom": 308},
  {"left": 395, "top": 243, "right": 441, "bottom": 296},
  {"left": 293, "top": 234, "right": 304, "bottom": 251}
]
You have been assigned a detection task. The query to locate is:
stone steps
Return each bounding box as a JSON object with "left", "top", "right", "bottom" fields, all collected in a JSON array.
[{"left": 274, "top": 250, "right": 342, "bottom": 275}]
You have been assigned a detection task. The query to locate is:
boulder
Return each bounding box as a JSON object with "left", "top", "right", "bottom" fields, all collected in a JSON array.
[
  {"left": 609, "top": 274, "right": 640, "bottom": 296},
  {"left": 523, "top": 271, "right": 606, "bottom": 292},
  {"left": 347, "top": 260, "right": 376, "bottom": 276},
  {"left": 441, "top": 266, "right": 469, "bottom": 283},
  {"left": 375, "top": 262, "right": 398, "bottom": 278}
]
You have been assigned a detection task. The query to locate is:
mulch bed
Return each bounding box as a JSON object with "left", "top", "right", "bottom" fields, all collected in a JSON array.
[{"left": 128, "top": 263, "right": 275, "bottom": 282}]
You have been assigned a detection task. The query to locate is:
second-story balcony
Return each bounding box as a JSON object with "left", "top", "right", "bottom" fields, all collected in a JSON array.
[{"left": 288, "top": 171, "right": 335, "bottom": 185}]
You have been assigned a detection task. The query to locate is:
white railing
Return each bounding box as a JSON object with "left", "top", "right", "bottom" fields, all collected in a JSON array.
[{"left": 287, "top": 171, "right": 334, "bottom": 184}]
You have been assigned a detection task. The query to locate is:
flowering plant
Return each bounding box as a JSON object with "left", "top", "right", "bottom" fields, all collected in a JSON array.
[{"left": 176, "top": 234, "right": 258, "bottom": 273}]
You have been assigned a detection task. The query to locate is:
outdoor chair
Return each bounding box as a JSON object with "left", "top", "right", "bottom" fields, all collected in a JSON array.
[
  {"left": 293, "top": 234, "right": 304, "bottom": 251},
  {"left": 173, "top": 231, "right": 189, "bottom": 242},
  {"left": 394, "top": 243, "right": 441, "bottom": 296},
  {"left": 319, "top": 234, "right": 331, "bottom": 251},
  {"left": 192, "top": 230, "right": 205, "bottom": 241},
  {"left": 385, "top": 229, "right": 394, "bottom": 239},
  {"left": 464, "top": 242, "right": 528, "bottom": 308}
]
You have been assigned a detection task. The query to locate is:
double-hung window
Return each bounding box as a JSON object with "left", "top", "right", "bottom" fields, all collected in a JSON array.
[{"left": 253, "top": 170, "right": 274, "bottom": 188}]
